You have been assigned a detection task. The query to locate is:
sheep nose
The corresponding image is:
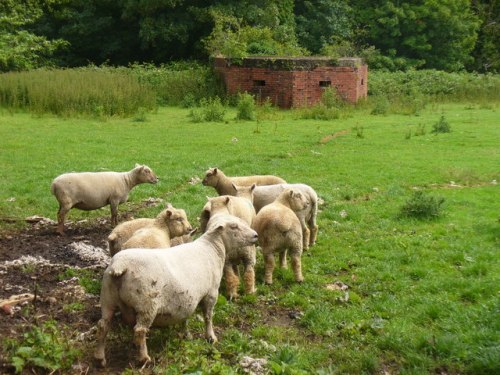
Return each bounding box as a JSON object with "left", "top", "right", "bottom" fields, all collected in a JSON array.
[{"left": 251, "top": 233, "right": 258, "bottom": 243}]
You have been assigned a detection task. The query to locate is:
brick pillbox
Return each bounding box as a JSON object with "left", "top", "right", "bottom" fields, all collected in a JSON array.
[{"left": 213, "top": 56, "right": 368, "bottom": 108}]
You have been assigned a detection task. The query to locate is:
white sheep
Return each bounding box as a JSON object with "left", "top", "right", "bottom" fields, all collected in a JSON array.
[
  {"left": 252, "top": 188, "right": 309, "bottom": 285},
  {"left": 234, "top": 183, "right": 319, "bottom": 250},
  {"left": 51, "top": 164, "right": 158, "bottom": 234},
  {"left": 199, "top": 194, "right": 257, "bottom": 299},
  {"left": 93, "top": 214, "right": 258, "bottom": 367},
  {"left": 121, "top": 206, "right": 192, "bottom": 250},
  {"left": 202, "top": 167, "right": 286, "bottom": 196}
]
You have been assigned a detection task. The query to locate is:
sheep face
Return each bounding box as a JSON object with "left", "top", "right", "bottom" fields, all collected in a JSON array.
[
  {"left": 202, "top": 167, "right": 219, "bottom": 187},
  {"left": 284, "top": 189, "right": 309, "bottom": 212},
  {"left": 135, "top": 164, "right": 159, "bottom": 184},
  {"left": 160, "top": 208, "right": 193, "bottom": 238},
  {"left": 209, "top": 215, "right": 258, "bottom": 249}
]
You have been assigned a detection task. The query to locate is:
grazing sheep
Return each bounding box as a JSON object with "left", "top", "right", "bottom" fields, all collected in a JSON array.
[
  {"left": 51, "top": 164, "right": 158, "bottom": 234},
  {"left": 93, "top": 214, "right": 258, "bottom": 367},
  {"left": 121, "top": 206, "right": 192, "bottom": 250},
  {"left": 199, "top": 195, "right": 257, "bottom": 299},
  {"left": 252, "top": 188, "right": 309, "bottom": 285},
  {"left": 202, "top": 167, "right": 286, "bottom": 196},
  {"left": 234, "top": 183, "right": 319, "bottom": 250}
]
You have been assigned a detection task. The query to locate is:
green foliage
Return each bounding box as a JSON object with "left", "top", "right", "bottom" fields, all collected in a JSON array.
[
  {"left": 4, "top": 320, "right": 81, "bottom": 373},
  {"left": 235, "top": 92, "right": 256, "bottom": 120},
  {"left": 351, "top": 0, "right": 481, "bottom": 71},
  {"left": 370, "top": 96, "right": 390, "bottom": 115},
  {"left": 0, "top": 0, "right": 67, "bottom": 72},
  {"left": 189, "top": 96, "right": 226, "bottom": 123},
  {"left": 469, "top": 0, "right": 500, "bottom": 72},
  {"left": 431, "top": 115, "right": 452, "bottom": 134},
  {"left": 369, "top": 70, "right": 500, "bottom": 102},
  {"left": 400, "top": 191, "right": 445, "bottom": 219},
  {"left": 204, "top": 10, "right": 306, "bottom": 58},
  {"left": 295, "top": 0, "right": 353, "bottom": 54},
  {"left": 0, "top": 67, "right": 156, "bottom": 117}
]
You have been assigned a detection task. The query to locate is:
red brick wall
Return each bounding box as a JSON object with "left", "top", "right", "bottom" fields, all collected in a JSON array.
[{"left": 214, "top": 58, "right": 368, "bottom": 108}]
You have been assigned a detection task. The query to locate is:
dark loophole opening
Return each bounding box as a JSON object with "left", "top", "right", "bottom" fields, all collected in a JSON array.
[
  {"left": 319, "top": 81, "right": 331, "bottom": 87},
  {"left": 254, "top": 80, "right": 266, "bottom": 87}
]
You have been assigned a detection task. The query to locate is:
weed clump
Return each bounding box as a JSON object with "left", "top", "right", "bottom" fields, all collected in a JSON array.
[
  {"left": 4, "top": 320, "right": 81, "bottom": 373},
  {"left": 235, "top": 92, "right": 256, "bottom": 120},
  {"left": 189, "top": 96, "right": 226, "bottom": 122},
  {"left": 400, "top": 191, "right": 445, "bottom": 219},
  {"left": 432, "top": 115, "right": 451, "bottom": 134}
]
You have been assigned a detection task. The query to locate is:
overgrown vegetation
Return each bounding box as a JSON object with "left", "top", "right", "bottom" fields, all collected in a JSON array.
[
  {"left": 432, "top": 115, "right": 452, "bottom": 134},
  {"left": 4, "top": 321, "right": 81, "bottom": 373}
]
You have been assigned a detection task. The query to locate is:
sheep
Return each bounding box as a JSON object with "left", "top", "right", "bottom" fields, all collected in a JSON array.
[
  {"left": 93, "top": 214, "right": 258, "bottom": 367},
  {"left": 51, "top": 164, "right": 158, "bottom": 235},
  {"left": 199, "top": 194, "right": 257, "bottom": 300},
  {"left": 120, "top": 206, "right": 193, "bottom": 250},
  {"left": 252, "top": 188, "right": 309, "bottom": 285},
  {"left": 202, "top": 167, "right": 286, "bottom": 196},
  {"left": 233, "top": 183, "right": 319, "bottom": 250}
]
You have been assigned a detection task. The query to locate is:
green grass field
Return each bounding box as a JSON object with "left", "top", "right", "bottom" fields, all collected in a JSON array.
[{"left": 0, "top": 102, "right": 499, "bottom": 373}]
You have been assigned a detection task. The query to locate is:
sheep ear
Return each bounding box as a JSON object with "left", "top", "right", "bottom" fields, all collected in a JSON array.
[
  {"left": 231, "top": 182, "right": 237, "bottom": 191},
  {"left": 250, "top": 183, "right": 256, "bottom": 192},
  {"left": 166, "top": 209, "right": 173, "bottom": 217},
  {"left": 213, "top": 168, "right": 218, "bottom": 175},
  {"left": 289, "top": 190, "right": 294, "bottom": 197},
  {"left": 215, "top": 224, "right": 224, "bottom": 232},
  {"left": 224, "top": 196, "right": 230, "bottom": 204},
  {"left": 229, "top": 222, "right": 238, "bottom": 229},
  {"left": 166, "top": 203, "right": 173, "bottom": 209}
]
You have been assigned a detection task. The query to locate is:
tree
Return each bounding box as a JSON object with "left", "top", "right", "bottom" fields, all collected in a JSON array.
[
  {"left": 470, "top": 0, "right": 499, "bottom": 72},
  {"left": 0, "top": 0, "right": 67, "bottom": 71},
  {"left": 351, "top": 0, "right": 480, "bottom": 71},
  {"left": 294, "top": 0, "right": 353, "bottom": 54}
]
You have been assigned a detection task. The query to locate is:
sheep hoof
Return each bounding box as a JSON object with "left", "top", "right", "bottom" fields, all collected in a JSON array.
[
  {"left": 138, "top": 354, "right": 151, "bottom": 365},
  {"left": 207, "top": 335, "right": 218, "bottom": 344}
]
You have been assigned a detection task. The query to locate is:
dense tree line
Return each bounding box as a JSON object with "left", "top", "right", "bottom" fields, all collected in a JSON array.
[{"left": 1, "top": 0, "right": 498, "bottom": 72}]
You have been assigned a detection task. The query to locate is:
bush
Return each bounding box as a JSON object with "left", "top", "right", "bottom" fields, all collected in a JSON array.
[
  {"left": 189, "top": 96, "right": 226, "bottom": 123},
  {"left": 432, "top": 115, "right": 451, "bottom": 134},
  {"left": 400, "top": 191, "right": 445, "bottom": 219},
  {"left": 235, "top": 92, "right": 256, "bottom": 120}
]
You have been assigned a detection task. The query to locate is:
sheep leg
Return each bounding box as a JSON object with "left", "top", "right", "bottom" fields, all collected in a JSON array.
[
  {"left": 224, "top": 263, "right": 239, "bottom": 300},
  {"left": 264, "top": 252, "right": 276, "bottom": 285},
  {"left": 56, "top": 205, "right": 70, "bottom": 235},
  {"left": 290, "top": 247, "right": 304, "bottom": 283},
  {"left": 300, "top": 218, "right": 310, "bottom": 251},
  {"left": 134, "top": 314, "right": 154, "bottom": 364},
  {"left": 200, "top": 294, "right": 218, "bottom": 343},
  {"left": 94, "top": 307, "right": 114, "bottom": 367},
  {"left": 109, "top": 199, "right": 120, "bottom": 226},
  {"left": 308, "top": 213, "right": 318, "bottom": 246},
  {"left": 178, "top": 320, "right": 192, "bottom": 340},
  {"left": 243, "top": 264, "right": 256, "bottom": 294},
  {"left": 279, "top": 250, "right": 288, "bottom": 269}
]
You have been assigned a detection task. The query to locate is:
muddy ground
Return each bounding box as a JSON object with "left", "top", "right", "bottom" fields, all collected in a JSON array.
[{"left": 0, "top": 217, "right": 299, "bottom": 374}]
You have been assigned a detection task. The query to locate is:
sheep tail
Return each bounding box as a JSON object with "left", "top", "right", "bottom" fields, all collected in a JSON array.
[{"left": 108, "top": 258, "right": 128, "bottom": 277}]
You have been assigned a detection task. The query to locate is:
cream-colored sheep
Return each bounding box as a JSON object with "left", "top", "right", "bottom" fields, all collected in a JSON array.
[
  {"left": 121, "top": 206, "right": 192, "bottom": 250},
  {"left": 202, "top": 167, "right": 286, "bottom": 195},
  {"left": 94, "top": 214, "right": 258, "bottom": 367},
  {"left": 51, "top": 164, "right": 158, "bottom": 234},
  {"left": 199, "top": 194, "right": 257, "bottom": 300},
  {"left": 234, "top": 183, "right": 319, "bottom": 250},
  {"left": 252, "top": 188, "right": 309, "bottom": 285}
]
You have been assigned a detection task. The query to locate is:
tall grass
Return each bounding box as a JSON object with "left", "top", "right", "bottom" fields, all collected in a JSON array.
[{"left": 0, "top": 68, "right": 157, "bottom": 117}]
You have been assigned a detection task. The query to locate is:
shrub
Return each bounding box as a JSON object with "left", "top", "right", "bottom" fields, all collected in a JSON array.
[
  {"left": 321, "top": 87, "right": 343, "bottom": 109},
  {"left": 400, "top": 191, "right": 445, "bottom": 219},
  {"left": 235, "top": 92, "right": 256, "bottom": 120},
  {"left": 299, "top": 104, "right": 341, "bottom": 120},
  {"left": 4, "top": 321, "right": 81, "bottom": 373},
  {"left": 432, "top": 115, "right": 451, "bottom": 134},
  {"left": 189, "top": 96, "right": 226, "bottom": 122},
  {"left": 370, "top": 97, "right": 390, "bottom": 115}
]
